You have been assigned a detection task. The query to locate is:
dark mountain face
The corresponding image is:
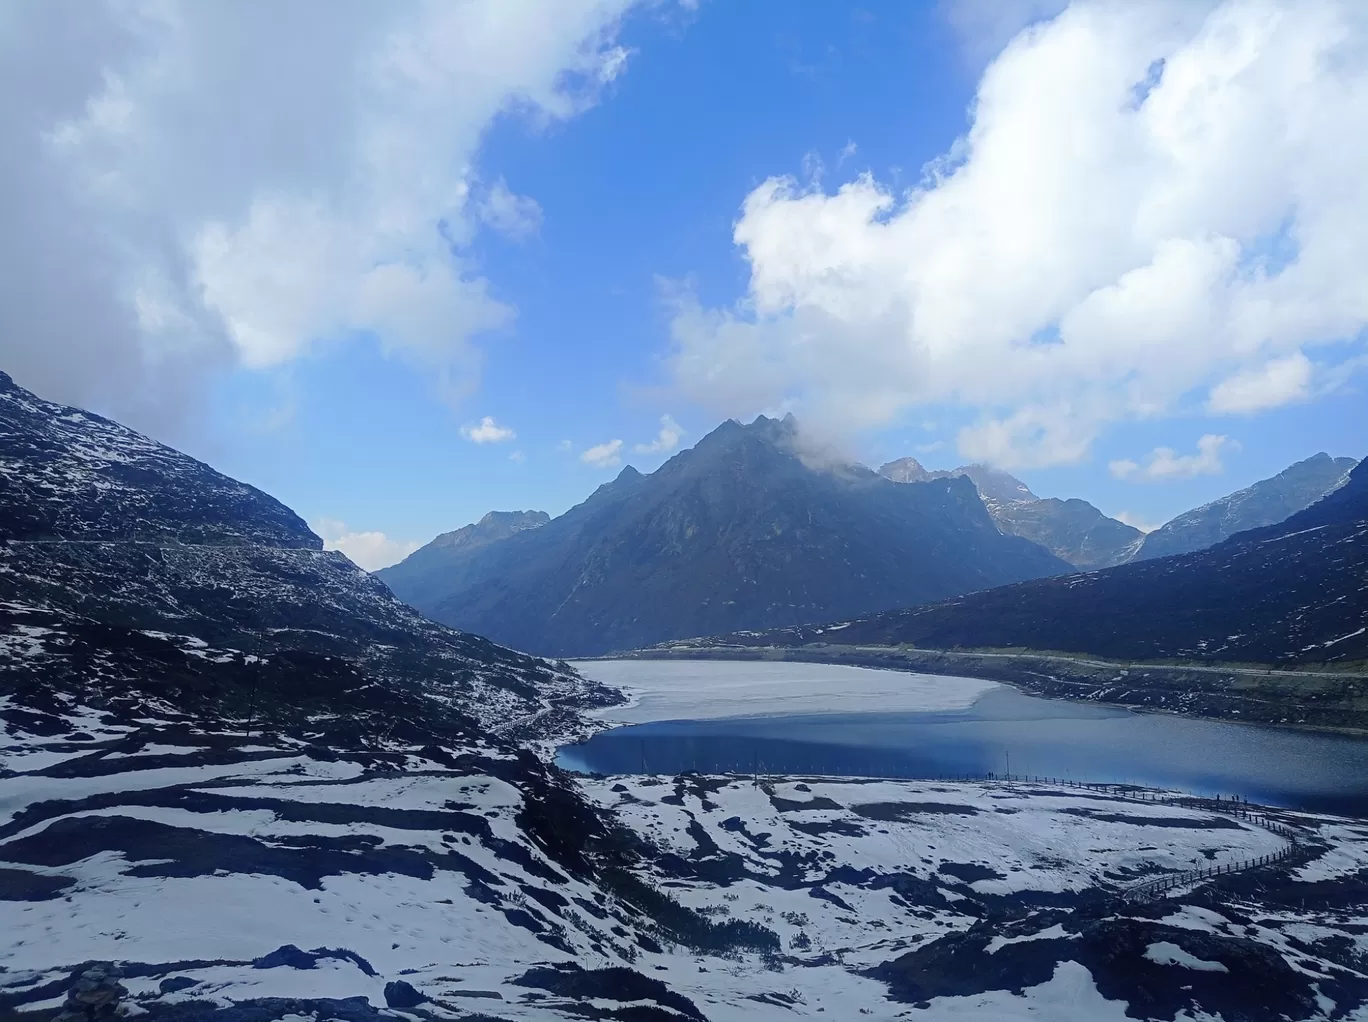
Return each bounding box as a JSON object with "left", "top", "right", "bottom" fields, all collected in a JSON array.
[
  {"left": 0, "top": 371, "right": 317, "bottom": 548},
  {"left": 751, "top": 458, "right": 1368, "bottom": 666},
  {"left": 378, "top": 508, "right": 549, "bottom": 604},
  {"left": 879, "top": 458, "right": 1142, "bottom": 570},
  {"left": 0, "top": 372, "right": 606, "bottom": 740},
  {"left": 1132, "top": 453, "right": 1357, "bottom": 561},
  {"left": 381, "top": 416, "right": 1070, "bottom": 657}
]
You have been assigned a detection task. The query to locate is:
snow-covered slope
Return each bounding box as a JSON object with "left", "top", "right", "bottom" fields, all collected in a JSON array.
[{"left": 4, "top": 704, "right": 1367, "bottom": 1022}]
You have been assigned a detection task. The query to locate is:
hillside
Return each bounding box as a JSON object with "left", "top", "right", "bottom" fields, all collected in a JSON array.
[
  {"left": 381, "top": 416, "right": 1070, "bottom": 656},
  {"left": 727, "top": 457, "right": 1368, "bottom": 667},
  {"left": 0, "top": 371, "right": 601, "bottom": 739}
]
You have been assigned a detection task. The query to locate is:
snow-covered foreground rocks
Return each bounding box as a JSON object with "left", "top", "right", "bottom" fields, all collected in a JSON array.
[{"left": 4, "top": 690, "right": 1368, "bottom": 1022}]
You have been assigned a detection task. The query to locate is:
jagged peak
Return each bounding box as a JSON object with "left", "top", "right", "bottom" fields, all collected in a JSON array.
[
  {"left": 477, "top": 509, "right": 550, "bottom": 527},
  {"left": 879, "top": 457, "right": 930, "bottom": 483}
]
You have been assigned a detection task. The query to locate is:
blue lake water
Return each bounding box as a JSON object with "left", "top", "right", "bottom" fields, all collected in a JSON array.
[{"left": 558, "top": 664, "right": 1368, "bottom": 816}]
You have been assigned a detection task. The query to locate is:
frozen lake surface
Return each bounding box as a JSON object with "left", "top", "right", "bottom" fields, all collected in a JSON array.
[
  {"left": 563, "top": 659, "right": 1368, "bottom": 815},
  {"left": 573, "top": 657, "right": 998, "bottom": 722}
]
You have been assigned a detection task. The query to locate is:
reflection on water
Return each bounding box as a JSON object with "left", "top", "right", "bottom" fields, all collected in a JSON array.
[{"left": 559, "top": 687, "right": 1368, "bottom": 816}]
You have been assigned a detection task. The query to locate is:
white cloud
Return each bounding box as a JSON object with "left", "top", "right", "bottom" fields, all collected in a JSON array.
[
  {"left": 1111, "top": 434, "right": 1234, "bottom": 482},
  {"left": 1208, "top": 351, "right": 1313, "bottom": 414},
  {"left": 0, "top": 0, "right": 644, "bottom": 433},
  {"left": 581, "top": 438, "right": 624, "bottom": 467},
  {"left": 509, "top": 449, "right": 526, "bottom": 463},
  {"left": 460, "top": 416, "right": 516, "bottom": 444},
  {"left": 633, "top": 414, "right": 684, "bottom": 454},
  {"left": 314, "top": 518, "right": 420, "bottom": 572},
  {"left": 669, "top": 1, "right": 1368, "bottom": 467},
  {"left": 1113, "top": 510, "right": 1164, "bottom": 533},
  {"left": 479, "top": 178, "right": 543, "bottom": 239}
]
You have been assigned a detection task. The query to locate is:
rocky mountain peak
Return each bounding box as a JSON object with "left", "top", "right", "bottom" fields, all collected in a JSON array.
[
  {"left": 955, "top": 464, "right": 1037, "bottom": 505},
  {"left": 424, "top": 509, "right": 549, "bottom": 554},
  {"left": 879, "top": 457, "right": 1136, "bottom": 569},
  {"left": 878, "top": 457, "right": 931, "bottom": 483}
]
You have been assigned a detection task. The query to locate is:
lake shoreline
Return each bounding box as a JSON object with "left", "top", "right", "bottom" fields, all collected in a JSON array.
[
  {"left": 586, "top": 644, "right": 1368, "bottom": 738},
  {"left": 560, "top": 660, "right": 1368, "bottom": 815}
]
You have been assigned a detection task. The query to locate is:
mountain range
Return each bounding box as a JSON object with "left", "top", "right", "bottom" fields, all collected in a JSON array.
[
  {"left": 879, "top": 458, "right": 1143, "bottom": 569},
  {"left": 733, "top": 456, "right": 1368, "bottom": 666},
  {"left": 384, "top": 418, "right": 1355, "bottom": 659},
  {"left": 1129, "top": 452, "right": 1357, "bottom": 560},
  {"left": 379, "top": 415, "right": 1070, "bottom": 657}
]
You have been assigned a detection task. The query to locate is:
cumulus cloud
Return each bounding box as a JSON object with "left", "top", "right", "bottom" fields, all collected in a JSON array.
[
  {"left": 633, "top": 414, "right": 684, "bottom": 454},
  {"left": 0, "top": 0, "right": 644, "bottom": 435},
  {"left": 460, "top": 416, "right": 516, "bottom": 444},
  {"left": 669, "top": 1, "right": 1368, "bottom": 468},
  {"left": 1110, "top": 434, "right": 1234, "bottom": 482},
  {"left": 314, "top": 518, "right": 420, "bottom": 572},
  {"left": 581, "top": 438, "right": 624, "bottom": 467},
  {"left": 1208, "top": 351, "right": 1313, "bottom": 414}
]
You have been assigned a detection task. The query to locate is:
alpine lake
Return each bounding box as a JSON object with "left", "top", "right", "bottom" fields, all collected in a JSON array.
[{"left": 556, "top": 659, "right": 1368, "bottom": 817}]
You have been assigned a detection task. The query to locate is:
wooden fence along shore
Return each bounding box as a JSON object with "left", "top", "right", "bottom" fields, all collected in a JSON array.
[{"left": 736, "top": 767, "right": 1309, "bottom": 903}]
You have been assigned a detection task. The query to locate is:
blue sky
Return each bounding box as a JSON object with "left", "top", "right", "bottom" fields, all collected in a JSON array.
[{"left": 3, "top": 0, "right": 1366, "bottom": 567}]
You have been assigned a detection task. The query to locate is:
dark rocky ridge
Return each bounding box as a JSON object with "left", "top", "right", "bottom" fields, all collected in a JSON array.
[
  {"left": 879, "top": 457, "right": 1142, "bottom": 570},
  {"left": 1132, "top": 451, "right": 1357, "bottom": 560},
  {"left": 381, "top": 415, "right": 1070, "bottom": 657},
  {"left": 0, "top": 371, "right": 317, "bottom": 548},
  {"left": 377, "top": 508, "right": 548, "bottom": 607},
  {"left": 721, "top": 457, "right": 1368, "bottom": 667}
]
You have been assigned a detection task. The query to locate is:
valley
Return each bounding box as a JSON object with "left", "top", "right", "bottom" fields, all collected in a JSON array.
[
  {"left": 2, "top": 371, "right": 1365, "bottom": 1022},
  {"left": 7, "top": 8, "right": 1368, "bottom": 1021}
]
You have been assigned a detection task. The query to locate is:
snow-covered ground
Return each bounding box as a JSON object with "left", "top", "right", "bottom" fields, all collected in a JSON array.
[
  {"left": 572, "top": 658, "right": 999, "bottom": 723},
  {"left": 5, "top": 689, "right": 1368, "bottom": 1021}
]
